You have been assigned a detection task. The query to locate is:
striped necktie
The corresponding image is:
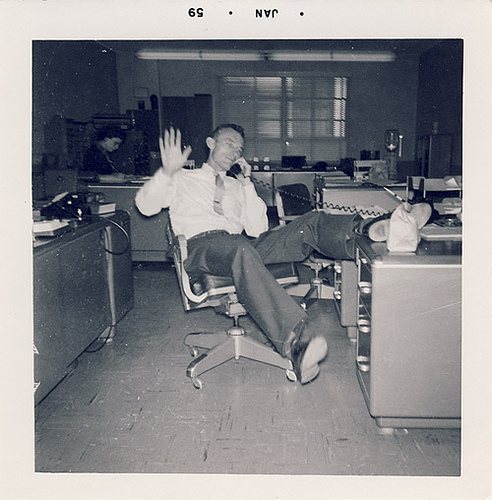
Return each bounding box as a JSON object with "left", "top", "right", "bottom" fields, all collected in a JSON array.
[{"left": 213, "top": 173, "right": 225, "bottom": 215}]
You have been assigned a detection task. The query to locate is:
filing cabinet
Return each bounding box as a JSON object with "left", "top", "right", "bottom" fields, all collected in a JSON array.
[{"left": 416, "top": 134, "right": 453, "bottom": 178}]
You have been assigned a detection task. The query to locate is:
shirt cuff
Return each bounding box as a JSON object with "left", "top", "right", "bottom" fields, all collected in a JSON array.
[{"left": 241, "top": 178, "right": 255, "bottom": 189}]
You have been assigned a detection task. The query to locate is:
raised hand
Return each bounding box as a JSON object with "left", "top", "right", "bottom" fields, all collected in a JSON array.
[{"left": 159, "top": 128, "right": 192, "bottom": 176}]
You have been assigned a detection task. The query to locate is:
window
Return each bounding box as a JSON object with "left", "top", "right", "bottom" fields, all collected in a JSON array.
[{"left": 219, "top": 75, "right": 347, "bottom": 162}]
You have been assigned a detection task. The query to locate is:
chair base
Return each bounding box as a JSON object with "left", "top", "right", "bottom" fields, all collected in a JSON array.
[
  {"left": 299, "top": 260, "right": 334, "bottom": 309},
  {"left": 184, "top": 327, "right": 296, "bottom": 389},
  {"left": 300, "top": 279, "right": 336, "bottom": 310}
]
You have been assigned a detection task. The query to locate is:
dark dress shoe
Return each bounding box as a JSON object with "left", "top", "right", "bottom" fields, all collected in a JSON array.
[{"left": 291, "top": 336, "right": 328, "bottom": 384}]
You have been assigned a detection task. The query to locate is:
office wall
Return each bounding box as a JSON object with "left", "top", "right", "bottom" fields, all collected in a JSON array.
[
  {"left": 32, "top": 42, "right": 462, "bottom": 175},
  {"left": 415, "top": 40, "right": 463, "bottom": 174},
  {"left": 32, "top": 41, "right": 120, "bottom": 168},
  {"left": 115, "top": 54, "right": 420, "bottom": 164}
]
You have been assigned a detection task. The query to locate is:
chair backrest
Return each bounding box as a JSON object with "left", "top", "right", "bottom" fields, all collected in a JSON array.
[
  {"left": 166, "top": 224, "right": 237, "bottom": 312},
  {"left": 275, "top": 183, "right": 313, "bottom": 226}
]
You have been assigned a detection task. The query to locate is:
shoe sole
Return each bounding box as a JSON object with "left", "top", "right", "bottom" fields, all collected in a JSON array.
[
  {"left": 298, "top": 337, "right": 328, "bottom": 384},
  {"left": 368, "top": 220, "right": 390, "bottom": 242}
]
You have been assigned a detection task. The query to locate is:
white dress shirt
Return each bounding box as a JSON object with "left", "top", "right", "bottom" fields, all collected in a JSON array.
[{"left": 135, "top": 163, "right": 269, "bottom": 240}]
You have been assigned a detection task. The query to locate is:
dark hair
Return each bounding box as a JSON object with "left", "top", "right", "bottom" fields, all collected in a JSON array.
[
  {"left": 211, "top": 123, "right": 245, "bottom": 140},
  {"left": 95, "top": 126, "right": 126, "bottom": 142}
]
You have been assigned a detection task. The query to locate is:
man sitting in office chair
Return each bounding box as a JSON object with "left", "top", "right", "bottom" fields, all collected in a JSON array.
[{"left": 135, "top": 124, "right": 430, "bottom": 384}]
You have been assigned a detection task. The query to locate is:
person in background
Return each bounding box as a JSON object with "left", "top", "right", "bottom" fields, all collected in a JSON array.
[
  {"left": 82, "top": 126, "right": 126, "bottom": 175},
  {"left": 135, "top": 125, "right": 430, "bottom": 385}
]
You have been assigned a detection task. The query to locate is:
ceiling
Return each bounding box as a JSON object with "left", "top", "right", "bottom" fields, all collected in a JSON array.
[{"left": 99, "top": 39, "right": 445, "bottom": 57}]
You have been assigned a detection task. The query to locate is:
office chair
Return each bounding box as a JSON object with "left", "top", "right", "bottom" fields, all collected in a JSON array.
[
  {"left": 275, "top": 183, "right": 334, "bottom": 309},
  {"left": 167, "top": 225, "right": 299, "bottom": 389}
]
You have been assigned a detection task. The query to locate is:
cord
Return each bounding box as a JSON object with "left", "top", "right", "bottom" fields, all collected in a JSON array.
[
  {"left": 97, "top": 216, "right": 131, "bottom": 255},
  {"left": 249, "top": 176, "right": 389, "bottom": 217},
  {"left": 85, "top": 324, "right": 115, "bottom": 352}
]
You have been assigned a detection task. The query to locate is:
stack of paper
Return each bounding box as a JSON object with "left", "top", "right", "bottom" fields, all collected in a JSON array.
[
  {"left": 32, "top": 220, "right": 69, "bottom": 236},
  {"left": 89, "top": 202, "right": 116, "bottom": 215}
]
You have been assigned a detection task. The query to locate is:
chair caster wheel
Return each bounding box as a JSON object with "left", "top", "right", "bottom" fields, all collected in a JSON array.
[
  {"left": 286, "top": 369, "right": 297, "bottom": 382},
  {"left": 192, "top": 377, "right": 203, "bottom": 390},
  {"left": 189, "top": 346, "right": 199, "bottom": 358}
]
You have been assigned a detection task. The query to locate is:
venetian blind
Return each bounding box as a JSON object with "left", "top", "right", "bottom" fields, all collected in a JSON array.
[{"left": 219, "top": 75, "right": 347, "bottom": 162}]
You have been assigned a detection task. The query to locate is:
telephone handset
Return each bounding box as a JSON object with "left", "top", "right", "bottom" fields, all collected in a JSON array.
[{"left": 227, "top": 163, "right": 242, "bottom": 178}]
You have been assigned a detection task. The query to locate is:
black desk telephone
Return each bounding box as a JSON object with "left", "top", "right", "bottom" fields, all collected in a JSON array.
[{"left": 41, "top": 192, "right": 91, "bottom": 220}]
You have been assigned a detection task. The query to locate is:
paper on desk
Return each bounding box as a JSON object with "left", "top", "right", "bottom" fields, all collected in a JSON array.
[
  {"left": 420, "top": 224, "right": 462, "bottom": 241},
  {"left": 444, "top": 176, "right": 462, "bottom": 187},
  {"left": 422, "top": 177, "right": 462, "bottom": 191},
  {"left": 32, "top": 219, "right": 69, "bottom": 234}
]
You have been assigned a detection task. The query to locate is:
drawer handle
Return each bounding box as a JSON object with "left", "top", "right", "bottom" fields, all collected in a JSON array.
[
  {"left": 356, "top": 355, "right": 370, "bottom": 372},
  {"left": 358, "top": 282, "right": 372, "bottom": 295}
]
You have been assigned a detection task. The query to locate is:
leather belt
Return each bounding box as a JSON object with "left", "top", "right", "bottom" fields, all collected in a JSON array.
[{"left": 188, "top": 230, "right": 229, "bottom": 243}]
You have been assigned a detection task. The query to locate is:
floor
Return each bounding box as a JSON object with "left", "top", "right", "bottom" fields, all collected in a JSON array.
[{"left": 35, "top": 262, "right": 461, "bottom": 477}]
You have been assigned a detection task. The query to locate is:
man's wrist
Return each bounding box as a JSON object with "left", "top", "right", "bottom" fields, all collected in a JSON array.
[{"left": 239, "top": 174, "right": 251, "bottom": 185}]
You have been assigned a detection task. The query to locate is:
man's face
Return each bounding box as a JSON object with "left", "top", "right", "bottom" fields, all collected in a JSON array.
[{"left": 207, "top": 129, "right": 244, "bottom": 172}]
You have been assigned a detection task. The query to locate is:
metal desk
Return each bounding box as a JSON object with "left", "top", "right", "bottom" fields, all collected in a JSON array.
[{"left": 354, "top": 237, "right": 462, "bottom": 429}]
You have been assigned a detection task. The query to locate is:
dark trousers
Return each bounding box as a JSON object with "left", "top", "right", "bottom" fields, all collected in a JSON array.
[{"left": 185, "top": 211, "right": 358, "bottom": 355}]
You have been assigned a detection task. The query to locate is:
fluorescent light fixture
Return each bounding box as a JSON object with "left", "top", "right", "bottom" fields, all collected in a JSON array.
[
  {"left": 268, "top": 51, "right": 396, "bottom": 62},
  {"left": 136, "top": 49, "right": 264, "bottom": 61},
  {"left": 136, "top": 49, "right": 396, "bottom": 63}
]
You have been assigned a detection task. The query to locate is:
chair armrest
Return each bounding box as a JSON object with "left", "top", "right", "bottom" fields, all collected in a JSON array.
[
  {"left": 168, "top": 229, "right": 210, "bottom": 305},
  {"left": 278, "top": 215, "right": 300, "bottom": 226},
  {"left": 176, "top": 234, "right": 188, "bottom": 261}
]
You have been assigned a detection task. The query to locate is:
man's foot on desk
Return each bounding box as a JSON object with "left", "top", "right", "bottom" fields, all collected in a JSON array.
[{"left": 358, "top": 202, "right": 432, "bottom": 242}]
